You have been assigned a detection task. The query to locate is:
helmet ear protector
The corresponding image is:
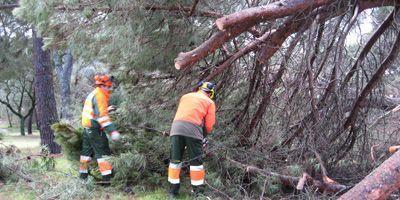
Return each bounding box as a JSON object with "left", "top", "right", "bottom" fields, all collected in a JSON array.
[{"left": 198, "top": 81, "right": 215, "bottom": 99}]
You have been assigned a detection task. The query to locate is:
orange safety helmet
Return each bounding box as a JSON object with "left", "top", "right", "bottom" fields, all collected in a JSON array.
[{"left": 94, "top": 75, "right": 113, "bottom": 87}]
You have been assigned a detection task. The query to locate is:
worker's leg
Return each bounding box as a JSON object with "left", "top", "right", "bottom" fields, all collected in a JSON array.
[
  {"left": 89, "top": 128, "right": 112, "bottom": 185},
  {"left": 186, "top": 136, "right": 205, "bottom": 195},
  {"left": 169, "top": 135, "right": 185, "bottom": 196},
  {"left": 79, "top": 128, "right": 94, "bottom": 180}
]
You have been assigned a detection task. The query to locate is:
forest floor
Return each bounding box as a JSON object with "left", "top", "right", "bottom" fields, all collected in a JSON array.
[{"left": 0, "top": 124, "right": 194, "bottom": 200}]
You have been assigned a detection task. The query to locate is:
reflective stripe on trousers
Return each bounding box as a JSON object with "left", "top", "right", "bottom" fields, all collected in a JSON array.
[
  {"left": 190, "top": 165, "right": 205, "bottom": 186},
  {"left": 97, "top": 157, "right": 113, "bottom": 175},
  {"left": 168, "top": 162, "right": 181, "bottom": 184},
  {"left": 79, "top": 155, "right": 92, "bottom": 173}
]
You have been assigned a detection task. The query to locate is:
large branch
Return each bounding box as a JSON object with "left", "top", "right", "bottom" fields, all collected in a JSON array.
[
  {"left": 204, "top": 29, "right": 275, "bottom": 80},
  {"left": 0, "top": 3, "right": 18, "bottom": 10},
  {"left": 339, "top": 151, "right": 400, "bottom": 199},
  {"left": 202, "top": 11, "right": 313, "bottom": 77},
  {"left": 215, "top": 0, "right": 330, "bottom": 31},
  {"left": 0, "top": 98, "right": 22, "bottom": 118},
  {"left": 343, "top": 22, "right": 400, "bottom": 131},
  {"left": 174, "top": 23, "right": 254, "bottom": 70}
]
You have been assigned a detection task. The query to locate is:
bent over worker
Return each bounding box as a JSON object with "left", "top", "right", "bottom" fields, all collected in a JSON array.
[
  {"left": 168, "top": 81, "right": 216, "bottom": 198},
  {"left": 79, "top": 74, "right": 121, "bottom": 184}
]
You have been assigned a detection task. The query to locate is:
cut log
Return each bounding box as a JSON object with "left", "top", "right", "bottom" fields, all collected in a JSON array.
[{"left": 339, "top": 151, "right": 400, "bottom": 200}]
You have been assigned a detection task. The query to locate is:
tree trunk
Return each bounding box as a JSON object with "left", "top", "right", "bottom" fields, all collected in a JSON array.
[
  {"left": 6, "top": 108, "right": 12, "bottom": 128},
  {"left": 32, "top": 29, "right": 61, "bottom": 154},
  {"left": 339, "top": 151, "right": 400, "bottom": 200},
  {"left": 53, "top": 49, "right": 73, "bottom": 120},
  {"left": 20, "top": 117, "right": 25, "bottom": 136}
]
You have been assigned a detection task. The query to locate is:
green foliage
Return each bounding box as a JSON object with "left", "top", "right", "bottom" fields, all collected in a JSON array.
[
  {"left": 13, "top": 0, "right": 218, "bottom": 72},
  {"left": 32, "top": 147, "right": 56, "bottom": 171},
  {"left": 286, "top": 164, "right": 302, "bottom": 177},
  {"left": 39, "top": 176, "right": 92, "bottom": 200},
  {"left": 110, "top": 131, "right": 169, "bottom": 189},
  {"left": 0, "top": 5, "right": 31, "bottom": 81},
  {"left": 51, "top": 120, "right": 170, "bottom": 189},
  {"left": 52, "top": 123, "right": 83, "bottom": 161}
]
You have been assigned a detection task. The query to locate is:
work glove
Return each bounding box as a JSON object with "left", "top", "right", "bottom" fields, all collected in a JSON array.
[
  {"left": 107, "top": 105, "right": 117, "bottom": 112},
  {"left": 389, "top": 145, "right": 400, "bottom": 153},
  {"left": 110, "top": 131, "right": 121, "bottom": 141}
]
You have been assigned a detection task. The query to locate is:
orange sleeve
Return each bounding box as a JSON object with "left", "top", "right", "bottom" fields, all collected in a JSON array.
[{"left": 204, "top": 102, "right": 216, "bottom": 134}]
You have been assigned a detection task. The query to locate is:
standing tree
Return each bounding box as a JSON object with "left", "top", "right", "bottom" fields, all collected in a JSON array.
[
  {"left": 0, "top": 0, "right": 34, "bottom": 135},
  {"left": 53, "top": 49, "right": 73, "bottom": 120},
  {"left": 32, "top": 29, "right": 61, "bottom": 153},
  {"left": 0, "top": 77, "right": 35, "bottom": 136}
]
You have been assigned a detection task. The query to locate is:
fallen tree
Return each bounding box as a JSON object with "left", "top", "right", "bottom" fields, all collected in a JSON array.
[{"left": 339, "top": 150, "right": 400, "bottom": 200}]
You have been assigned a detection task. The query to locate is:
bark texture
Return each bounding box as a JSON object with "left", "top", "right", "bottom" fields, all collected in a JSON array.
[
  {"left": 32, "top": 30, "right": 61, "bottom": 154},
  {"left": 339, "top": 151, "right": 400, "bottom": 200}
]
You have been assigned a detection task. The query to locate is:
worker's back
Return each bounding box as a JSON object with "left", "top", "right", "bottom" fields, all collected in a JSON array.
[{"left": 171, "top": 91, "right": 215, "bottom": 140}]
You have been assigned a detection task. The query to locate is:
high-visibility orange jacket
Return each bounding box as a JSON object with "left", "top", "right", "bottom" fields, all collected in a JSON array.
[
  {"left": 81, "top": 87, "right": 117, "bottom": 135},
  {"left": 171, "top": 91, "right": 216, "bottom": 139}
]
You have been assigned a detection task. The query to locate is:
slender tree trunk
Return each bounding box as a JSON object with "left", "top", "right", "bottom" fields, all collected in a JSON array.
[
  {"left": 32, "top": 29, "right": 61, "bottom": 154},
  {"left": 26, "top": 112, "right": 33, "bottom": 135},
  {"left": 6, "top": 108, "right": 12, "bottom": 128},
  {"left": 20, "top": 117, "right": 25, "bottom": 136}
]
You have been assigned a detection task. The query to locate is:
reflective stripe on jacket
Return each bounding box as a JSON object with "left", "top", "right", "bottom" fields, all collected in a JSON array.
[
  {"left": 81, "top": 87, "right": 116, "bottom": 134},
  {"left": 173, "top": 91, "right": 216, "bottom": 135}
]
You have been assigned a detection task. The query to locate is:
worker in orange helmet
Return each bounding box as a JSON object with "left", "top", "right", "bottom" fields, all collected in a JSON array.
[
  {"left": 79, "top": 74, "right": 121, "bottom": 185},
  {"left": 168, "top": 81, "right": 216, "bottom": 198}
]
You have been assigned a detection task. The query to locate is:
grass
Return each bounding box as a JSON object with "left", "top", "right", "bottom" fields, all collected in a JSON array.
[
  {"left": 0, "top": 125, "right": 40, "bottom": 151},
  {"left": 0, "top": 126, "right": 197, "bottom": 199}
]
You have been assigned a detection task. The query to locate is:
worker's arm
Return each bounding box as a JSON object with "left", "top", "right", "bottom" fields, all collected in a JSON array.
[
  {"left": 95, "top": 92, "right": 120, "bottom": 141},
  {"left": 204, "top": 102, "right": 216, "bottom": 135}
]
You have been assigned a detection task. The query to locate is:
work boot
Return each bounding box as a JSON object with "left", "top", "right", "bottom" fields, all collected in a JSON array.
[
  {"left": 192, "top": 185, "right": 208, "bottom": 200},
  {"left": 79, "top": 173, "right": 88, "bottom": 180},
  {"left": 168, "top": 192, "right": 178, "bottom": 200},
  {"left": 101, "top": 174, "right": 111, "bottom": 187},
  {"left": 169, "top": 183, "right": 180, "bottom": 199}
]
